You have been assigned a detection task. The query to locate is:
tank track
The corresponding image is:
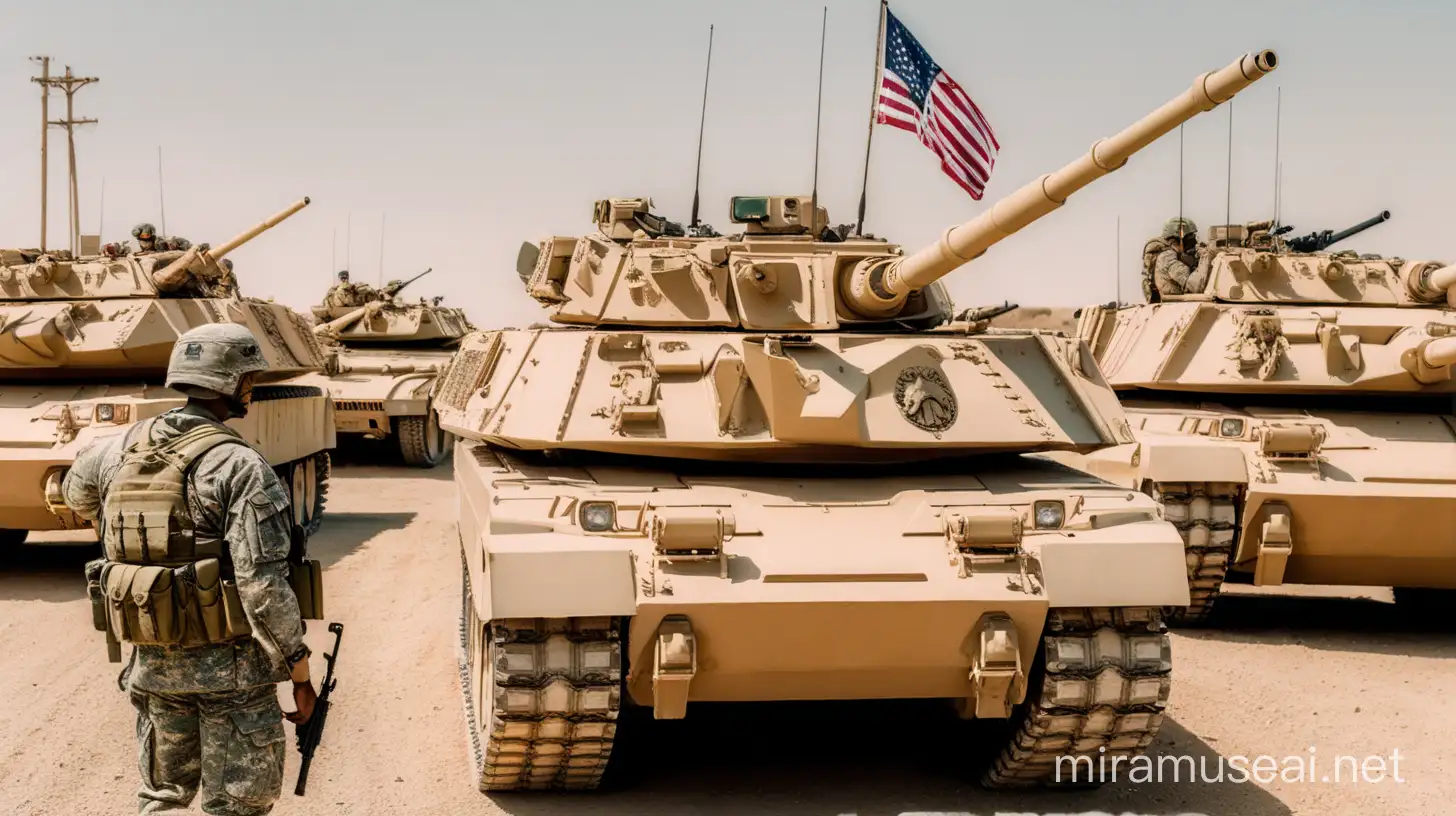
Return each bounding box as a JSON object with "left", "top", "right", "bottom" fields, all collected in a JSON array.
[
  {"left": 1152, "top": 482, "right": 1240, "bottom": 625},
  {"left": 983, "top": 607, "right": 1172, "bottom": 788},
  {"left": 457, "top": 557, "right": 622, "bottom": 791},
  {"left": 396, "top": 413, "right": 448, "bottom": 468}
]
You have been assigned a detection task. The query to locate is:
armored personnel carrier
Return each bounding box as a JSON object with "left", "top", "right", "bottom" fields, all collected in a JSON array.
[
  {"left": 0, "top": 198, "right": 336, "bottom": 549},
  {"left": 430, "top": 49, "right": 1277, "bottom": 791},
  {"left": 289, "top": 269, "right": 473, "bottom": 467},
  {"left": 1075, "top": 212, "right": 1456, "bottom": 622}
]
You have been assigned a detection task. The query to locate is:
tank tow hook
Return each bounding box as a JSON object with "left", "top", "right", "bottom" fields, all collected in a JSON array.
[
  {"left": 968, "top": 613, "right": 1025, "bottom": 719},
  {"left": 652, "top": 615, "right": 696, "bottom": 720},
  {"left": 1252, "top": 503, "right": 1293, "bottom": 587}
]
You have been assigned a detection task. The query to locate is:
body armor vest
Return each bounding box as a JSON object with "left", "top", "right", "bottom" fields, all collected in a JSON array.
[
  {"left": 94, "top": 417, "right": 254, "bottom": 649},
  {"left": 1141, "top": 238, "right": 1170, "bottom": 303}
]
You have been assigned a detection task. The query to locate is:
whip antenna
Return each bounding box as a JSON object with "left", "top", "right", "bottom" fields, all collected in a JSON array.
[
  {"left": 689, "top": 24, "right": 714, "bottom": 232},
  {"left": 809, "top": 6, "right": 827, "bottom": 238}
]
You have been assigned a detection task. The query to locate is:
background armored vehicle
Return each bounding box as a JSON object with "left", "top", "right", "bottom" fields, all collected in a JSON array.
[
  {"left": 429, "top": 50, "right": 1277, "bottom": 790},
  {"left": 1074, "top": 211, "right": 1456, "bottom": 622},
  {"left": 290, "top": 269, "right": 473, "bottom": 467},
  {"left": 0, "top": 198, "right": 336, "bottom": 549}
]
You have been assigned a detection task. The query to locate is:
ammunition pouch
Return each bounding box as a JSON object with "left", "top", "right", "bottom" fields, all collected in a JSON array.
[
  {"left": 289, "top": 559, "right": 325, "bottom": 621},
  {"left": 100, "top": 558, "right": 252, "bottom": 648},
  {"left": 287, "top": 524, "right": 324, "bottom": 620}
]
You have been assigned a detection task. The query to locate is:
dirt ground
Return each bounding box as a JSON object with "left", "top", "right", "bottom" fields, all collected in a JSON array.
[{"left": 1, "top": 453, "right": 1450, "bottom": 816}]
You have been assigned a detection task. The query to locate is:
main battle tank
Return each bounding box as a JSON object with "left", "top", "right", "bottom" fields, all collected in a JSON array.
[
  {"left": 1074, "top": 211, "right": 1456, "bottom": 622},
  {"left": 0, "top": 198, "right": 337, "bottom": 549},
  {"left": 287, "top": 269, "right": 473, "bottom": 467},
  {"left": 432, "top": 49, "right": 1277, "bottom": 790}
]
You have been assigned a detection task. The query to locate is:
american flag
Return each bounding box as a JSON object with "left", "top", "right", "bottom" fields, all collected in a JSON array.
[{"left": 875, "top": 9, "right": 1000, "bottom": 199}]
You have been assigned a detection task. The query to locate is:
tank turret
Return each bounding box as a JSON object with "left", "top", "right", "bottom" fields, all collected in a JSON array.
[
  {"left": 0, "top": 196, "right": 324, "bottom": 378},
  {"left": 520, "top": 50, "right": 1276, "bottom": 331}
]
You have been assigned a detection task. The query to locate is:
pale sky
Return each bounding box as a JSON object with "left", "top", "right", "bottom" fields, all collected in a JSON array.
[{"left": 2, "top": 1, "right": 1452, "bottom": 328}]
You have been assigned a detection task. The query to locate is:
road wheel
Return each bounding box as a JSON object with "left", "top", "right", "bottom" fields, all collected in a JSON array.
[
  {"left": 397, "top": 407, "right": 449, "bottom": 468},
  {"left": 279, "top": 452, "right": 330, "bottom": 537}
]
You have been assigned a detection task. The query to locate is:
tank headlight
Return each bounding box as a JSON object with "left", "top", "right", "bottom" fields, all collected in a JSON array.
[
  {"left": 579, "top": 501, "right": 617, "bottom": 533},
  {"left": 1220, "top": 418, "right": 1245, "bottom": 438},
  {"left": 1033, "top": 501, "right": 1065, "bottom": 530},
  {"left": 93, "top": 403, "right": 129, "bottom": 423}
]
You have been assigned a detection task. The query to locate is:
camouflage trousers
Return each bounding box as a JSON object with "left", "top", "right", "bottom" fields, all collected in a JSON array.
[{"left": 129, "top": 684, "right": 286, "bottom": 815}]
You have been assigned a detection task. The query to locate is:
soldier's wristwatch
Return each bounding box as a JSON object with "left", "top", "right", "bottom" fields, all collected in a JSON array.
[{"left": 286, "top": 645, "right": 312, "bottom": 684}]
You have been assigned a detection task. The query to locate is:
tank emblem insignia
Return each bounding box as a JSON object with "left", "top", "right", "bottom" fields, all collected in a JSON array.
[{"left": 894, "top": 366, "right": 957, "bottom": 432}]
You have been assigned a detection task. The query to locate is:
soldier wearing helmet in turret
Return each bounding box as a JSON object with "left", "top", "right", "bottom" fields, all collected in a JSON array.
[
  {"left": 63, "top": 324, "right": 317, "bottom": 815},
  {"left": 1143, "top": 217, "right": 1211, "bottom": 301},
  {"left": 323, "top": 269, "right": 380, "bottom": 309},
  {"left": 131, "top": 222, "right": 194, "bottom": 254}
]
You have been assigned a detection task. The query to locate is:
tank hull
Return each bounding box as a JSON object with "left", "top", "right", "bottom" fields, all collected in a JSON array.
[
  {"left": 0, "top": 382, "right": 335, "bottom": 534},
  {"left": 1072, "top": 401, "right": 1456, "bottom": 592},
  {"left": 289, "top": 348, "right": 453, "bottom": 437},
  {"left": 453, "top": 436, "right": 1185, "bottom": 788},
  {"left": 288, "top": 347, "right": 454, "bottom": 467}
]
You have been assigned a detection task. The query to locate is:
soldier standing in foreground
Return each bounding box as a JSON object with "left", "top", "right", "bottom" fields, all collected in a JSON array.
[
  {"left": 1142, "top": 216, "right": 1211, "bottom": 300},
  {"left": 64, "top": 324, "right": 317, "bottom": 815}
]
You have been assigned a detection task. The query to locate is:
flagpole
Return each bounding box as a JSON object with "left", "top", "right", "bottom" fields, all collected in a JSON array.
[{"left": 854, "top": 0, "right": 889, "bottom": 237}]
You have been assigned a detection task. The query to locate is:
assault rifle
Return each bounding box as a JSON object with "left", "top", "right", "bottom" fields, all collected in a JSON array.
[{"left": 294, "top": 622, "right": 343, "bottom": 796}]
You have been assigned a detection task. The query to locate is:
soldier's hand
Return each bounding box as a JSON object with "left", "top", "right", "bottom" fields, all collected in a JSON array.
[{"left": 286, "top": 680, "right": 318, "bottom": 725}]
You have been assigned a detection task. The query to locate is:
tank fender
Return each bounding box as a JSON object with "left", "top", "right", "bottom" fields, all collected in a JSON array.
[
  {"left": 1141, "top": 440, "right": 1249, "bottom": 485},
  {"left": 1038, "top": 522, "right": 1192, "bottom": 608},
  {"left": 467, "top": 529, "right": 637, "bottom": 622}
]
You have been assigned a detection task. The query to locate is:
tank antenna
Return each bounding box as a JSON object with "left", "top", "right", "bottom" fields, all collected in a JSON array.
[
  {"left": 689, "top": 24, "right": 714, "bottom": 232},
  {"left": 854, "top": 0, "right": 888, "bottom": 238},
  {"left": 346, "top": 212, "right": 352, "bottom": 272},
  {"left": 1225, "top": 97, "right": 1234, "bottom": 228},
  {"left": 157, "top": 146, "right": 167, "bottom": 237},
  {"left": 809, "top": 6, "right": 828, "bottom": 239},
  {"left": 1177, "top": 124, "right": 1184, "bottom": 227},
  {"left": 1116, "top": 213, "right": 1121, "bottom": 304},
  {"left": 98, "top": 175, "right": 105, "bottom": 240},
  {"left": 378, "top": 213, "right": 386, "bottom": 287},
  {"left": 1272, "top": 86, "right": 1281, "bottom": 224}
]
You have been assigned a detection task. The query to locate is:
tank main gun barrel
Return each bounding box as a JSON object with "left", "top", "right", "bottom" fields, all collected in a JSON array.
[
  {"left": 313, "top": 301, "right": 379, "bottom": 337},
  {"left": 152, "top": 197, "right": 312, "bottom": 291},
  {"left": 382, "top": 267, "right": 432, "bottom": 298},
  {"left": 843, "top": 49, "right": 1278, "bottom": 318},
  {"left": 1285, "top": 210, "right": 1390, "bottom": 254},
  {"left": 203, "top": 197, "right": 313, "bottom": 262}
]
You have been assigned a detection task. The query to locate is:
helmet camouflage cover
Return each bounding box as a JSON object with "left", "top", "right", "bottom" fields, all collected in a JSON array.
[
  {"left": 1161, "top": 217, "right": 1198, "bottom": 241},
  {"left": 164, "top": 323, "right": 270, "bottom": 397},
  {"left": 131, "top": 223, "right": 157, "bottom": 240}
]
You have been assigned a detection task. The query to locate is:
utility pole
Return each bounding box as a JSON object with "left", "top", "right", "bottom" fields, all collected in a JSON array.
[{"left": 34, "top": 62, "right": 99, "bottom": 254}]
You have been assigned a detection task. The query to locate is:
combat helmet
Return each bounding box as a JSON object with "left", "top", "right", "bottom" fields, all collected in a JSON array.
[
  {"left": 1161, "top": 217, "right": 1198, "bottom": 241},
  {"left": 164, "top": 323, "right": 270, "bottom": 399}
]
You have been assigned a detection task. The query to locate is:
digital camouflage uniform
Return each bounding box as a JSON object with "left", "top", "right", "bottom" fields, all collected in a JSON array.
[
  {"left": 64, "top": 325, "right": 305, "bottom": 816},
  {"left": 1142, "top": 217, "right": 1211, "bottom": 301}
]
